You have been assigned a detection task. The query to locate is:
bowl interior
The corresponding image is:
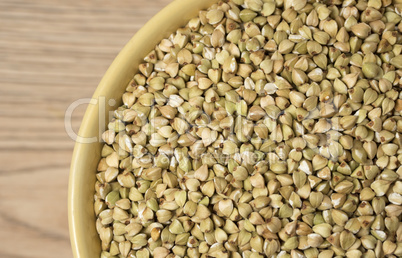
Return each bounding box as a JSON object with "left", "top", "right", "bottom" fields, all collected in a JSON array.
[{"left": 68, "top": 0, "right": 218, "bottom": 257}]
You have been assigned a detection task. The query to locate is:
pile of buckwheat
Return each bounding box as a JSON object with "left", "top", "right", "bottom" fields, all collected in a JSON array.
[{"left": 94, "top": 0, "right": 402, "bottom": 257}]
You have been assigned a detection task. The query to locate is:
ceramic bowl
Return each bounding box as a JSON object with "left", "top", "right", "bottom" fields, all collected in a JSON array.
[{"left": 68, "top": 0, "right": 218, "bottom": 257}]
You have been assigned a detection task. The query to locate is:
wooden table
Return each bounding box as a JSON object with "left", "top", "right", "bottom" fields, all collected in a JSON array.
[{"left": 0, "top": 0, "right": 173, "bottom": 257}]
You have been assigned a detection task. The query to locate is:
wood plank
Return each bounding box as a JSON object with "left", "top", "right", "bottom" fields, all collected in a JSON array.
[{"left": 0, "top": 0, "right": 174, "bottom": 257}]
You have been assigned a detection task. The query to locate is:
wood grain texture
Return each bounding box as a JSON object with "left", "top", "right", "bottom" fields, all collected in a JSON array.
[{"left": 0, "top": 0, "right": 173, "bottom": 257}]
